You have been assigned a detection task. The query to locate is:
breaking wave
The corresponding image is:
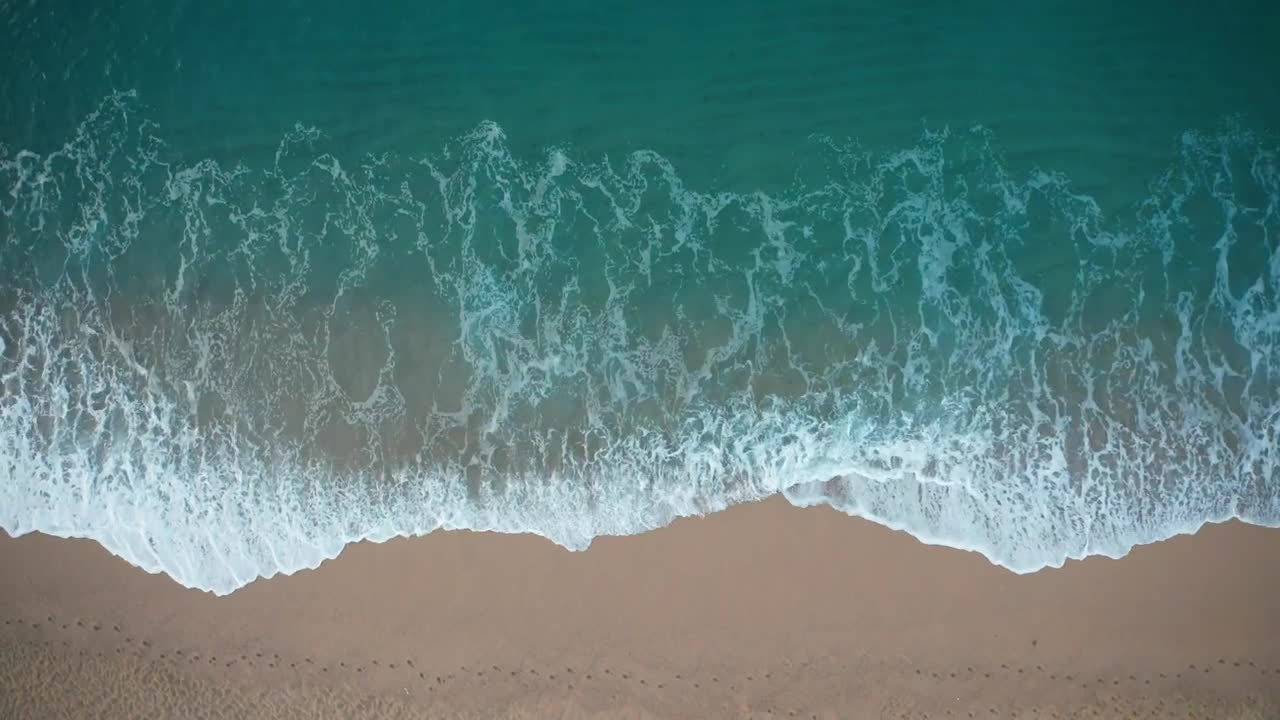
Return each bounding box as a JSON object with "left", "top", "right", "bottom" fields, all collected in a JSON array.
[{"left": 1, "top": 92, "right": 1277, "bottom": 594}]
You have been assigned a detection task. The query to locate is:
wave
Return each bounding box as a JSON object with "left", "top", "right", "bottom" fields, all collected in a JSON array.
[{"left": 1, "top": 91, "right": 1277, "bottom": 594}]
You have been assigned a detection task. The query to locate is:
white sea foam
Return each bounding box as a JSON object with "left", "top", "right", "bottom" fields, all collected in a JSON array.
[{"left": 1, "top": 93, "right": 1277, "bottom": 594}]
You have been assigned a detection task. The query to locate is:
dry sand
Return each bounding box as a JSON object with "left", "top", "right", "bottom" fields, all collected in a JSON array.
[{"left": 1, "top": 497, "right": 1278, "bottom": 719}]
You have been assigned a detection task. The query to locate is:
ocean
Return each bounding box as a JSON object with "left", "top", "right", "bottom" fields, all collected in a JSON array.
[{"left": 1, "top": 0, "right": 1277, "bottom": 595}]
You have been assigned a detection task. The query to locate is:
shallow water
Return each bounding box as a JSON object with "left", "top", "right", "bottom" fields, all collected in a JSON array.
[{"left": 2, "top": 0, "right": 1278, "bottom": 594}]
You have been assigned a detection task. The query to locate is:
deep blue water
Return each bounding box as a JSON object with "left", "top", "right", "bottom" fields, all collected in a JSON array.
[{"left": 2, "top": 1, "right": 1278, "bottom": 593}]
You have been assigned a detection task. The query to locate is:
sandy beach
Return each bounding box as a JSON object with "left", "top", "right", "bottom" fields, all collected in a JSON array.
[{"left": 1, "top": 498, "right": 1277, "bottom": 719}]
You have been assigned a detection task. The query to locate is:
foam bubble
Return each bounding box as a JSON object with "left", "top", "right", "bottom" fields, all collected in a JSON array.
[{"left": 1, "top": 93, "right": 1277, "bottom": 594}]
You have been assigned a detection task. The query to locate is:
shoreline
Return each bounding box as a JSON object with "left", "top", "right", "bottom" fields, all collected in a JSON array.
[{"left": 2, "top": 497, "right": 1279, "bottom": 718}]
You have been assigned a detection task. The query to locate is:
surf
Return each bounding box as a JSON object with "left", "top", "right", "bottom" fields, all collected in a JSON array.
[{"left": 1, "top": 93, "right": 1276, "bottom": 595}]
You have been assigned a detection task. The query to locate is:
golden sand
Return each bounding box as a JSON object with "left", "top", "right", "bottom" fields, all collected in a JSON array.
[{"left": 2, "top": 498, "right": 1278, "bottom": 718}]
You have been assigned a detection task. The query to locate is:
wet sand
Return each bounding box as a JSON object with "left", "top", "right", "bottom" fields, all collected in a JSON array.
[{"left": 2, "top": 497, "right": 1278, "bottom": 719}]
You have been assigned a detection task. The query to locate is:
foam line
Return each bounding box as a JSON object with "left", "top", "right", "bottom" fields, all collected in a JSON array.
[{"left": 1, "top": 93, "right": 1276, "bottom": 594}]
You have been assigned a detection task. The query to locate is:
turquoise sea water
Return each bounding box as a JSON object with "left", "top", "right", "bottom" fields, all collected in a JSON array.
[{"left": 2, "top": 1, "right": 1278, "bottom": 594}]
